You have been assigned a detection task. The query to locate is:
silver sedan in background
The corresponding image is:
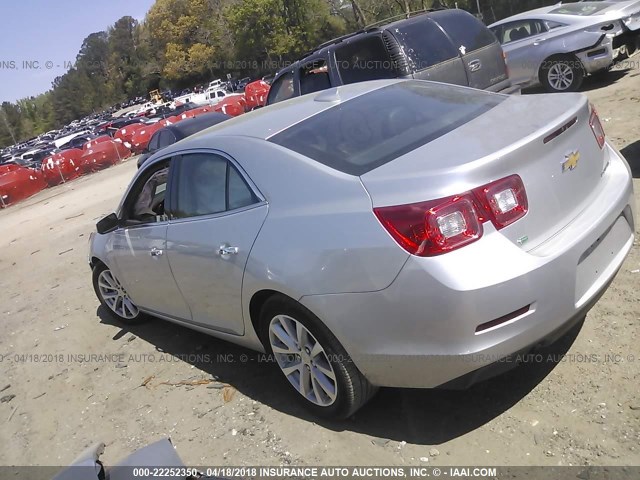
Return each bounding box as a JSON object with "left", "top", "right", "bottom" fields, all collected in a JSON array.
[
  {"left": 89, "top": 79, "right": 635, "bottom": 418},
  {"left": 490, "top": 1, "right": 640, "bottom": 92}
]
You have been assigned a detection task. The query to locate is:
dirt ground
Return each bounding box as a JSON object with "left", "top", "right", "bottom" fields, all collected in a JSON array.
[{"left": 1, "top": 68, "right": 639, "bottom": 469}]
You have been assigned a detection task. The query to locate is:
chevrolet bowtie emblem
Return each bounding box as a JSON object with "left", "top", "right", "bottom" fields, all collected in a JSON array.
[{"left": 562, "top": 151, "right": 580, "bottom": 173}]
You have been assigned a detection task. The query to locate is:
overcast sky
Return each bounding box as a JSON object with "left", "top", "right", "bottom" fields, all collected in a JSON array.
[{"left": 0, "top": 0, "right": 156, "bottom": 103}]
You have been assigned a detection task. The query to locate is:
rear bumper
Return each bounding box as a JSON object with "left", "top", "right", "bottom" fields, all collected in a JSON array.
[
  {"left": 577, "top": 37, "right": 615, "bottom": 74},
  {"left": 300, "top": 143, "right": 635, "bottom": 388},
  {"left": 496, "top": 83, "right": 521, "bottom": 95},
  {"left": 488, "top": 78, "right": 518, "bottom": 94},
  {"left": 438, "top": 271, "right": 611, "bottom": 390}
]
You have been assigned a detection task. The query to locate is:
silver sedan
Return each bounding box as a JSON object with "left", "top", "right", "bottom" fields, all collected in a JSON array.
[
  {"left": 89, "top": 79, "right": 635, "bottom": 418},
  {"left": 490, "top": 1, "right": 640, "bottom": 92}
]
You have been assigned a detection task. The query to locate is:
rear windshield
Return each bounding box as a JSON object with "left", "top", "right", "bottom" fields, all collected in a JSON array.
[
  {"left": 549, "top": 3, "right": 612, "bottom": 16},
  {"left": 429, "top": 10, "right": 497, "bottom": 53},
  {"left": 269, "top": 80, "right": 504, "bottom": 175},
  {"left": 393, "top": 18, "right": 459, "bottom": 70}
]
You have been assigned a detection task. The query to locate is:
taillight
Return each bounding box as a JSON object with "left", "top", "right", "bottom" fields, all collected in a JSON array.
[
  {"left": 502, "top": 51, "right": 510, "bottom": 79},
  {"left": 472, "top": 175, "right": 528, "bottom": 229},
  {"left": 589, "top": 104, "right": 605, "bottom": 149},
  {"left": 374, "top": 175, "right": 528, "bottom": 257}
]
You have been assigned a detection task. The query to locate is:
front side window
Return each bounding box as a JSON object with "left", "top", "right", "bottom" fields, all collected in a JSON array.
[
  {"left": 128, "top": 162, "right": 170, "bottom": 223},
  {"left": 174, "top": 153, "right": 258, "bottom": 219}
]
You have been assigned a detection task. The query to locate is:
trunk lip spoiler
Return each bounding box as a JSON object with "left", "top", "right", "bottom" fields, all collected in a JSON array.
[{"left": 543, "top": 116, "right": 579, "bottom": 144}]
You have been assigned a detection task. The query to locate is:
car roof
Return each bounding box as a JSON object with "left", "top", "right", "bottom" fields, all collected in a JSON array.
[
  {"left": 287, "top": 8, "right": 456, "bottom": 67},
  {"left": 160, "top": 112, "right": 232, "bottom": 139}
]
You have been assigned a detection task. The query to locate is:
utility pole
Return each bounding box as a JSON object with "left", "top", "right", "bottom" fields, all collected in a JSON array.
[
  {"left": 0, "top": 106, "right": 17, "bottom": 145},
  {"left": 476, "top": 0, "right": 483, "bottom": 20}
]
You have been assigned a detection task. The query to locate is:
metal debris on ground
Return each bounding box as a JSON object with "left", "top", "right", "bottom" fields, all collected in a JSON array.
[
  {"left": 156, "top": 378, "right": 222, "bottom": 388},
  {"left": 222, "top": 385, "right": 236, "bottom": 403},
  {"left": 6, "top": 407, "right": 17, "bottom": 423},
  {"left": 141, "top": 375, "right": 155, "bottom": 388}
]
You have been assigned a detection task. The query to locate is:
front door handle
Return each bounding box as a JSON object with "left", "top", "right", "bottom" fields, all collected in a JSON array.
[
  {"left": 150, "top": 247, "right": 164, "bottom": 257},
  {"left": 218, "top": 245, "right": 239, "bottom": 256}
]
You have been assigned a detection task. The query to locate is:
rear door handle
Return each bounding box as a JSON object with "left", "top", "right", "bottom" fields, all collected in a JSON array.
[
  {"left": 150, "top": 247, "right": 163, "bottom": 257},
  {"left": 533, "top": 38, "right": 545, "bottom": 45},
  {"left": 218, "top": 245, "right": 239, "bottom": 256}
]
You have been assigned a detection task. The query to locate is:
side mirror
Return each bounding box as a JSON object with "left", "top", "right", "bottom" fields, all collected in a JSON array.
[{"left": 96, "top": 213, "right": 120, "bottom": 234}]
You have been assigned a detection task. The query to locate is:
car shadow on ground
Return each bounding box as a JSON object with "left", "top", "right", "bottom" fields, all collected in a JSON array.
[
  {"left": 579, "top": 67, "right": 633, "bottom": 92},
  {"left": 98, "top": 306, "right": 583, "bottom": 445},
  {"left": 522, "top": 68, "right": 633, "bottom": 95},
  {"left": 621, "top": 140, "right": 640, "bottom": 178}
]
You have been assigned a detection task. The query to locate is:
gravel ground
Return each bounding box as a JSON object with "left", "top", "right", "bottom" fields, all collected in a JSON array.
[{"left": 0, "top": 68, "right": 639, "bottom": 468}]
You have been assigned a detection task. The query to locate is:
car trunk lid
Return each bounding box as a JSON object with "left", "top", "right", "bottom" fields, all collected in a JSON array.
[{"left": 361, "top": 93, "right": 608, "bottom": 251}]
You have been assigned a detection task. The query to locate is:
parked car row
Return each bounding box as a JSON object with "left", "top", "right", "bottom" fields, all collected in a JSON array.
[
  {"left": 0, "top": 83, "right": 272, "bottom": 208},
  {"left": 489, "top": 0, "right": 640, "bottom": 92},
  {"left": 265, "top": 2, "right": 640, "bottom": 102}
]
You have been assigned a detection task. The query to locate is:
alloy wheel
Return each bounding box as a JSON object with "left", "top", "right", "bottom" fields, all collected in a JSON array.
[
  {"left": 97, "top": 269, "right": 139, "bottom": 320},
  {"left": 268, "top": 314, "right": 338, "bottom": 407},
  {"left": 548, "top": 62, "right": 574, "bottom": 91}
]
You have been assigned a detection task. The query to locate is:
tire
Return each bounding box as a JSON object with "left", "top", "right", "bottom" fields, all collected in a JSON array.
[
  {"left": 540, "top": 56, "right": 584, "bottom": 93},
  {"left": 92, "top": 263, "right": 146, "bottom": 324},
  {"left": 259, "top": 296, "right": 377, "bottom": 419}
]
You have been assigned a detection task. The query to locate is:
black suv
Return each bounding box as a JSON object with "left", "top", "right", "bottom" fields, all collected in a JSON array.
[{"left": 266, "top": 9, "right": 514, "bottom": 105}]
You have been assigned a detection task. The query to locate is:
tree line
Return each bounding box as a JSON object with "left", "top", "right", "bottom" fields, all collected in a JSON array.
[{"left": 0, "top": 0, "right": 558, "bottom": 148}]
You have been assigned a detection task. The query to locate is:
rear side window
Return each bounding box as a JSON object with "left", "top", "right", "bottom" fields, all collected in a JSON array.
[
  {"left": 158, "top": 130, "right": 176, "bottom": 149},
  {"left": 494, "top": 20, "right": 547, "bottom": 44},
  {"left": 335, "top": 36, "right": 397, "bottom": 85},
  {"left": 545, "top": 20, "right": 566, "bottom": 30},
  {"left": 174, "top": 153, "right": 259, "bottom": 218},
  {"left": 393, "top": 18, "right": 459, "bottom": 71},
  {"left": 431, "top": 10, "right": 496, "bottom": 53},
  {"left": 269, "top": 80, "right": 504, "bottom": 176},
  {"left": 148, "top": 132, "right": 160, "bottom": 152},
  {"left": 267, "top": 72, "right": 296, "bottom": 104}
]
